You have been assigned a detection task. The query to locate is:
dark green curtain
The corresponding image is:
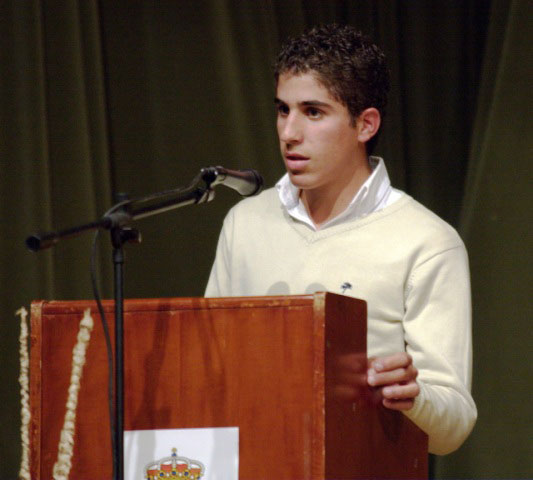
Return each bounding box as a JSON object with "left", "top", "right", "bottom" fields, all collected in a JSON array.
[
  {"left": 434, "top": 0, "right": 533, "bottom": 477},
  {"left": 1, "top": 1, "right": 531, "bottom": 478}
]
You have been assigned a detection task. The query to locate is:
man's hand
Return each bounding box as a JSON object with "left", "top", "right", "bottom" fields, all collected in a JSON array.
[{"left": 367, "top": 352, "right": 420, "bottom": 411}]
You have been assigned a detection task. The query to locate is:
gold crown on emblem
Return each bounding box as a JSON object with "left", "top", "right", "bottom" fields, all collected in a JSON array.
[{"left": 145, "top": 447, "right": 205, "bottom": 480}]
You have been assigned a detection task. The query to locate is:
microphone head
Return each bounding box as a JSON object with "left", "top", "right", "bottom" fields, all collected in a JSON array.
[
  {"left": 240, "top": 169, "right": 264, "bottom": 197},
  {"left": 201, "top": 166, "right": 264, "bottom": 197}
]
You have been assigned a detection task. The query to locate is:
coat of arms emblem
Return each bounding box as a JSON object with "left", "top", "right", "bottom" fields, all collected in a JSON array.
[{"left": 145, "top": 447, "right": 205, "bottom": 479}]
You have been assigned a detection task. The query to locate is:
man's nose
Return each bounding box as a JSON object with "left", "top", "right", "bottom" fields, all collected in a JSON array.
[{"left": 279, "top": 115, "right": 303, "bottom": 144}]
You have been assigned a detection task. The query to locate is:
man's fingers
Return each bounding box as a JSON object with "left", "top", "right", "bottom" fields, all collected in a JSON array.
[
  {"left": 367, "top": 364, "right": 418, "bottom": 386},
  {"left": 379, "top": 381, "right": 420, "bottom": 411},
  {"left": 382, "top": 398, "right": 415, "bottom": 411},
  {"left": 365, "top": 352, "right": 420, "bottom": 412},
  {"left": 371, "top": 352, "right": 412, "bottom": 372},
  {"left": 382, "top": 381, "right": 420, "bottom": 400}
]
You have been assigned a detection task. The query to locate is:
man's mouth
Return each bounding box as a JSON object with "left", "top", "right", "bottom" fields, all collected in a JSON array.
[
  {"left": 285, "top": 153, "right": 309, "bottom": 160},
  {"left": 285, "top": 153, "right": 310, "bottom": 172}
]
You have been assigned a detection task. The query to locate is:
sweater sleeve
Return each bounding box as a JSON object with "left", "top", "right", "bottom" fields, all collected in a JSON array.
[
  {"left": 402, "top": 243, "right": 477, "bottom": 455},
  {"left": 205, "top": 208, "right": 234, "bottom": 297}
]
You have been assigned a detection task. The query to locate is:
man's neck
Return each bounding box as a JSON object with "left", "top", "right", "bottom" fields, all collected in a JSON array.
[{"left": 301, "top": 156, "right": 372, "bottom": 229}]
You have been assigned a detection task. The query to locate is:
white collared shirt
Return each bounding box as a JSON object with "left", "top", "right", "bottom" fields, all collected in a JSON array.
[{"left": 275, "top": 156, "right": 403, "bottom": 230}]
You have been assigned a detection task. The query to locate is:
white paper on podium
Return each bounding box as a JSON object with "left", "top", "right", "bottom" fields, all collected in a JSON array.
[{"left": 124, "top": 427, "right": 239, "bottom": 480}]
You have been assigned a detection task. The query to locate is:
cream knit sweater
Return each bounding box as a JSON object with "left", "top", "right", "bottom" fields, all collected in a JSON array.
[{"left": 206, "top": 187, "right": 477, "bottom": 455}]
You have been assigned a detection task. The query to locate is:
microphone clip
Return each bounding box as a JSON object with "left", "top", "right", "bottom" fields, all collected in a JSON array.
[{"left": 201, "top": 166, "right": 263, "bottom": 197}]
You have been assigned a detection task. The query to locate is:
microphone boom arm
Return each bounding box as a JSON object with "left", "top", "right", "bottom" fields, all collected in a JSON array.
[
  {"left": 26, "top": 169, "right": 214, "bottom": 251},
  {"left": 26, "top": 165, "right": 263, "bottom": 252}
]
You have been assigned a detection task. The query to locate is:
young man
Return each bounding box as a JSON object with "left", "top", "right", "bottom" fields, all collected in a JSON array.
[{"left": 205, "top": 24, "right": 476, "bottom": 455}]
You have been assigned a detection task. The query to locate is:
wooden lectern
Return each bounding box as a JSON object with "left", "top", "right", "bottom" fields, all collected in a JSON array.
[{"left": 30, "top": 293, "right": 427, "bottom": 479}]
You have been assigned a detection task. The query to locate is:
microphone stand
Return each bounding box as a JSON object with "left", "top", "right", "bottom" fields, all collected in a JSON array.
[
  {"left": 109, "top": 213, "right": 140, "bottom": 480},
  {"left": 26, "top": 170, "right": 218, "bottom": 480}
]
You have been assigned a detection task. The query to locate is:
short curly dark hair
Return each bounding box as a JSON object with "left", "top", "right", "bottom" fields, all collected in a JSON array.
[{"left": 274, "top": 24, "right": 390, "bottom": 154}]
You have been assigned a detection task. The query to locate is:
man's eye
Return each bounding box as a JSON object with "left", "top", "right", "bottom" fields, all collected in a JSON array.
[
  {"left": 277, "top": 104, "right": 289, "bottom": 116},
  {"left": 306, "top": 107, "right": 322, "bottom": 118}
]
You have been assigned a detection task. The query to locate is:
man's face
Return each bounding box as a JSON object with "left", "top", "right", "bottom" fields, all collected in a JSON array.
[{"left": 275, "top": 72, "right": 361, "bottom": 196}]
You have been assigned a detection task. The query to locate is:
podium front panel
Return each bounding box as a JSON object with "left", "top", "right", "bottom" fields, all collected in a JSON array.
[{"left": 30, "top": 293, "right": 427, "bottom": 479}]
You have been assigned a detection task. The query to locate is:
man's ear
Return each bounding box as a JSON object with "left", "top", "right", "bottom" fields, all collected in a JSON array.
[{"left": 356, "top": 107, "right": 381, "bottom": 143}]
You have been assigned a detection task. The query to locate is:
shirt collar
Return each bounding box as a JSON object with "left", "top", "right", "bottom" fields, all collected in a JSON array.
[{"left": 275, "top": 156, "right": 393, "bottom": 230}]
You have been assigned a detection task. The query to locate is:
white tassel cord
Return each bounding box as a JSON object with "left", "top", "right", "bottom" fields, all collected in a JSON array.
[
  {"left": 52, "top": 308, "right": 94, "bottom": 480},
  {"left": 17, "top": 307, "right": 31, "bottom": 480}
]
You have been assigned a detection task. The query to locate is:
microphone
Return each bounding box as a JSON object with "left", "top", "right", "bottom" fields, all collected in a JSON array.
[{"left": 201, "top": 166, "right": 263, "bottom": 197}]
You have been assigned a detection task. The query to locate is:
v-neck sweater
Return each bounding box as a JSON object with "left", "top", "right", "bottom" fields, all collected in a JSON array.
[{"left": 205, "top": 187, "right": 476, "bottom": 455}]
